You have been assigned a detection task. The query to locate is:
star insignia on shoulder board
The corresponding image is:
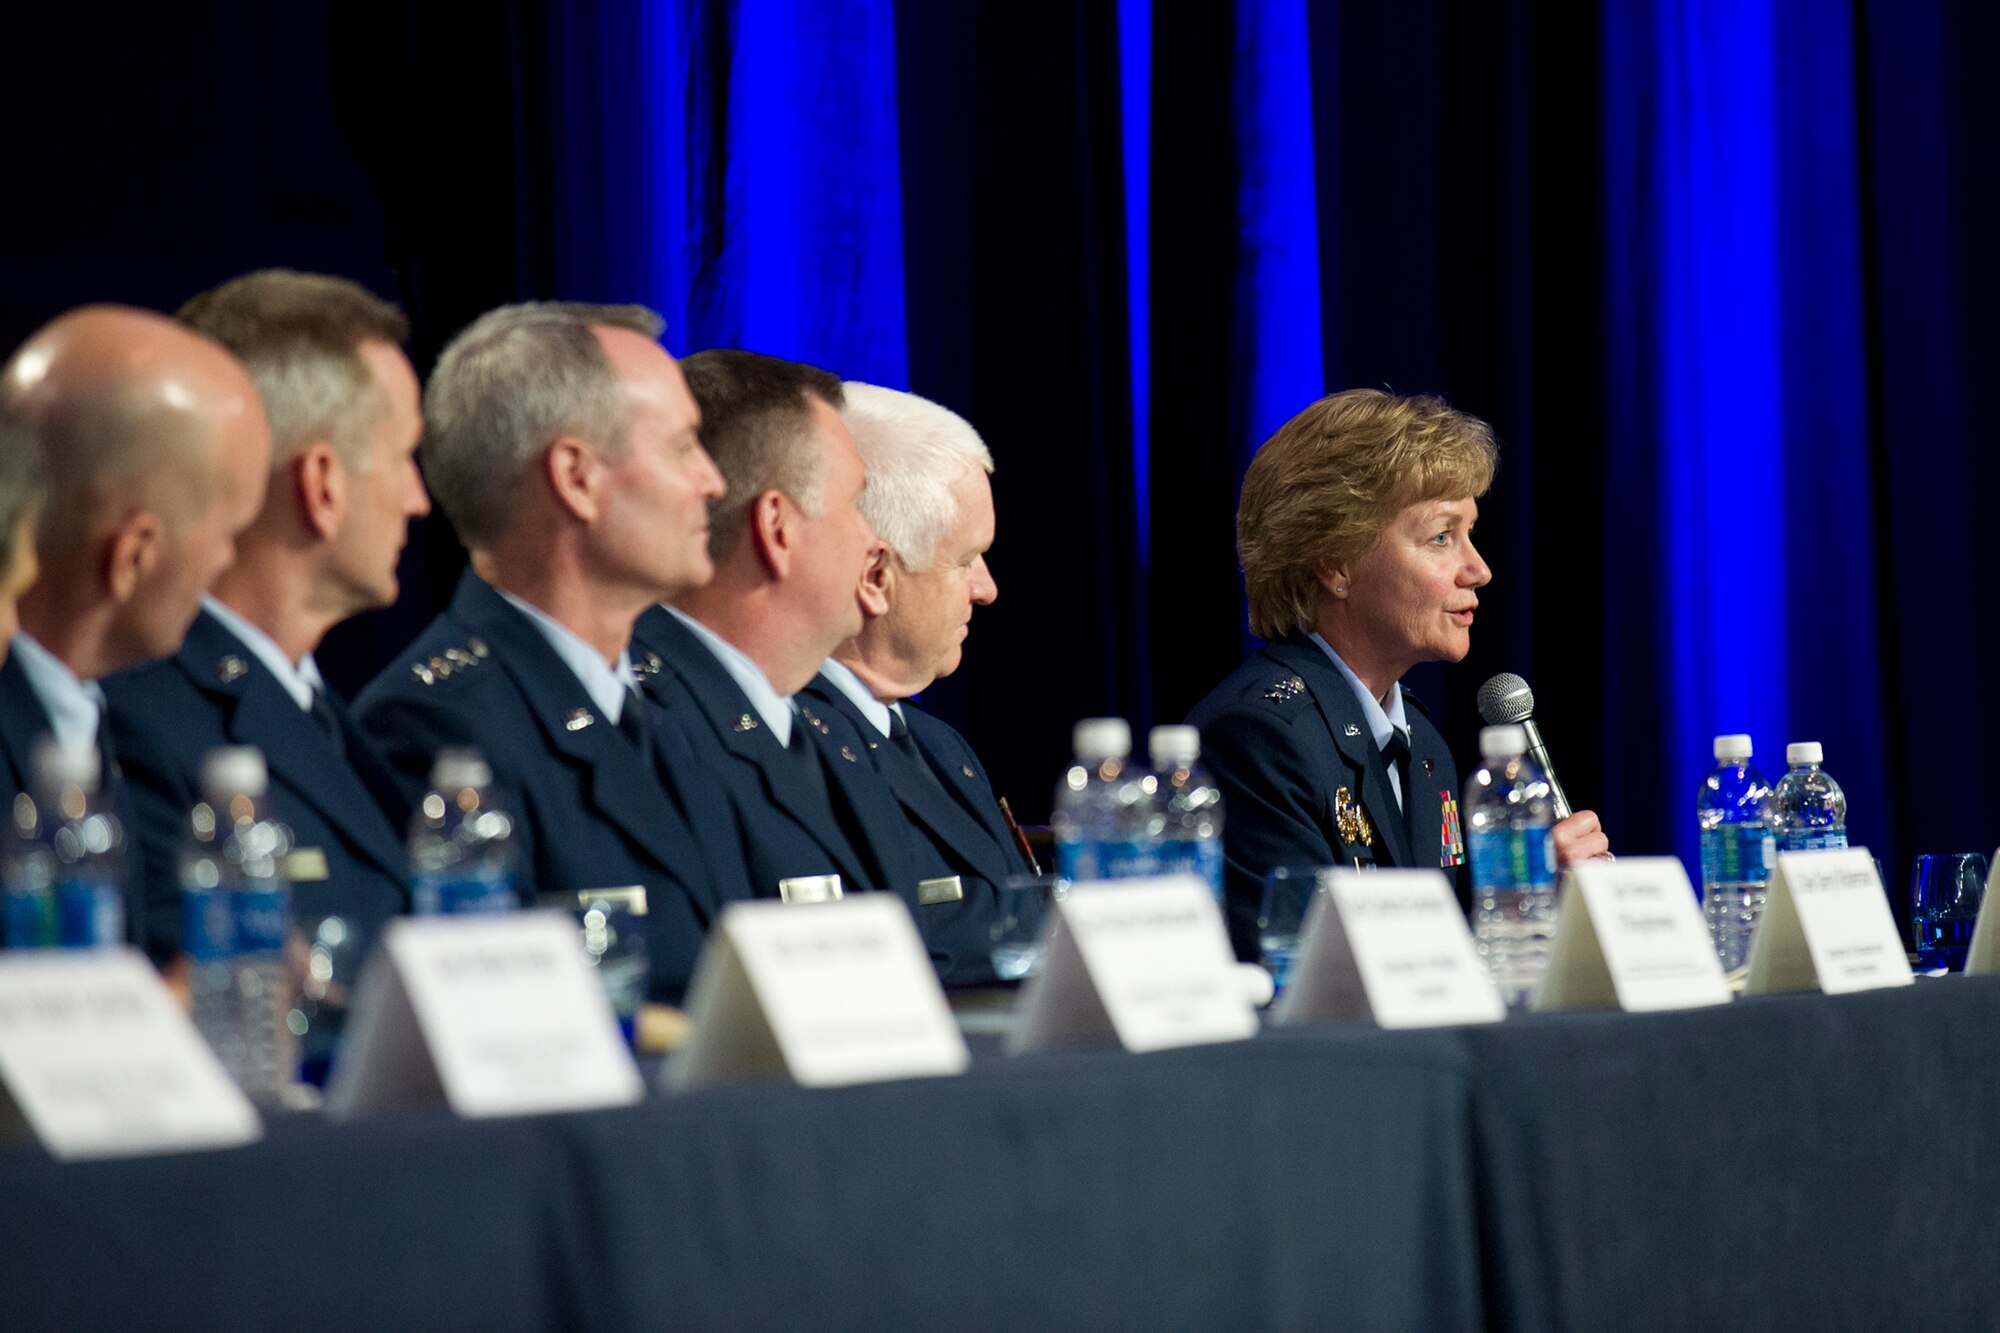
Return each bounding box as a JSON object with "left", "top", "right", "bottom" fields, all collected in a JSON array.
[
  {"left": 215, "top": 655, "right": 248, "bottom": 683},
  {"left": 411, "top": 662, "right": 436, "bottom": 686},
  {"left": 429, "top": 656, "right": 454, "bottom": 680},
  {"left": 1264, "top": 674, "right": 1306, "bottom": 703},
  {"left": 467, "top": 638, "right": 490, "bottom": 659}
]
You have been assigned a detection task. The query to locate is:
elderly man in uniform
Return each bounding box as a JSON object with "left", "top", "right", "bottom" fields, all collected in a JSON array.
[
  {"left": 1188, "top": 388, "right": 1608, "bottom": 959},
  {"left": 799, "top": 384, "right": 1030, "bottom": 985},
  {"left": 353, "top": 302, "right": 744, "bottom": 1002},
  {"left": 631, "top": 351, "right": 931, "bottom": 928},
  {"left": 1, "top": 306, "right": 272, "bottom": 957},
  {"left": 103, "top": 271, "right": 430, "bottom": 991}
]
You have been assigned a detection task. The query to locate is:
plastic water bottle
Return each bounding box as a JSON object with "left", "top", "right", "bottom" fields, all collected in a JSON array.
[
  {"left": 1696, "top": 733, "right": 1775, "bottom": 971},
  {"left": 3, "top": 737, "right": 125, "bottom": 949},
  {"left": 1769, "top": 741, "right": 1847, "bottom": 853},
  {"left": 1466, "top": 724, "right": 1559, "bottom": 1009},
  {"left": 183, "top": 746, "right": 297, "bottom": 1102},
  {"left": 1148, "top": 725, "right": 1224, "bottom": 899},
  {"left": 410, "top": 748, "right": 518, "bottom": 913},
  {"left": 1052, "top": 718, "right": 1157, "bottom": 883}
]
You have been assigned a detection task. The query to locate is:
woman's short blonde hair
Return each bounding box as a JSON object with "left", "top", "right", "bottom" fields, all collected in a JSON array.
[{"left": 1238, "top": 388, "right": 1498, "bottom": 640}]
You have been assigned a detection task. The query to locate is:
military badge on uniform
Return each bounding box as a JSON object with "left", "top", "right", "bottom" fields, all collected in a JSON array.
[
  {"left": 215, "top": 655, "right": 248, "bottom": 683},
  {"left": 1333, "top": 785, "right": 1375, "bottom": 850},
  {"left": 1439, "top": 790, "right": 1465, "bottom": 867},
  {"left": 564, "top": 708, "right": 594, "bottom": 731},
  {"left": 1264, "top": 674, "right": 1306, "bottom": 702}
]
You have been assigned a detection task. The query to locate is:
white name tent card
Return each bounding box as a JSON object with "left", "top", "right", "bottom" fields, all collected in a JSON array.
[
  {"left": 0, "top": 948, "right": 260, "bottom": 1160},
  {"left": 1010, "top": 876, "right": 1258, "bottom": 1055},
  {"left": 666, "top": 894, "right": 968, "bottom": 1092},
  {"left": 1532, "top": 857, "right": 1732, "bottom": 1012},
  {"left": 1964, "top": 850, "right": 2000, "bottom": 974},
  {"left": 326, "top": 911, "right": 644, "bottom": 1119},
  {"left": 1274, "top": 868, "right": 1504, "bottom": 1029},
  {"left": 1745, "top": 848, "right": 1913, "bottom": 995}
]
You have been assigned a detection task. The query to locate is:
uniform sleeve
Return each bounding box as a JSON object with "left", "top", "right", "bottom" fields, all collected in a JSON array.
[{"left": 1198, "top": 702, "right": 1340, "bottom": 961}]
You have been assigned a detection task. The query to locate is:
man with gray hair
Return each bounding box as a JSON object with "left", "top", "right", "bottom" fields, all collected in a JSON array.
[
  {"left": 630, "top": 350, "right": 933, "bottom": 934},
  {"left": 1, "top": 305, "right": 272, "bottom": 957},
  {"left": 353, "top": 301, "right": 745, "bottom": 1002},
  {"left": 103, "top": 271, "right": 429, "bottom": 990},
  {"left": 801, "top": 384, "right": 1029, "bottom": 985}
]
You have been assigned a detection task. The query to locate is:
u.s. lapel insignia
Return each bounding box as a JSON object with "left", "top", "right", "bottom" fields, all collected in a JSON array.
[
  {"left": 1439, "top": 790, "right": 1465, "bottom": 867},
  {"left": 564, "top": 708, "right": 595, "bottom": 732},
  {"left": 838, "top": 745, "right": 856, "bottom": 762},
  {"left": 1264, "top": 674, "right": 1306, "bottom": 703},
  {"left": 961, "top": 765, "right": 975, "bottom": 779},
  {"left": 1422, "top": 757, "right": 1434, "bottom": 774},
  {"left": 1343, "top": 723, "right": 1362, "bottom": 737},
  {"left": 1334, "top": 785, "right": 1375, "bottom": 850},
  {"left": 733, "top": 713, "right": 758, "bottom": 732},
  {"left": 215, "top": 655, "right": 248, "bottom": 683}
]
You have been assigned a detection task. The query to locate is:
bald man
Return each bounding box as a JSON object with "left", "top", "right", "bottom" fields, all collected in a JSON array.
[{"left": 1, "top": 306, "right": 272, "bottom": 956}]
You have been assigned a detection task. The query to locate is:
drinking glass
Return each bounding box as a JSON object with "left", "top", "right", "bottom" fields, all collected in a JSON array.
[
  {"left": 1259, "top": 867, "right": 1328, "bottom": 995},
  {"left": 1911, "top": 853, "right": 1988, "bottom": 972},
  {"left": 989, "top": 874, "right": 1060, "bottom": 982}
]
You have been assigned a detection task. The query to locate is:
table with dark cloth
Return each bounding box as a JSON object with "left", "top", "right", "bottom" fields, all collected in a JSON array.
[
  {"left": 0, "top": 1023, "right": 1480, "bottom": 1332},
  {"left": 0, "top": 978, "right": 1995, "bottom": 1331}
]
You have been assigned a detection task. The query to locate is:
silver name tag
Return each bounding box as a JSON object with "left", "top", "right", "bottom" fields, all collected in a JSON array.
[
  {"left": 777, "top": 874, "right": 844, "bottom": 905},
  {"left": 917, "top": 876, "right": 964, "bottom": 905}
]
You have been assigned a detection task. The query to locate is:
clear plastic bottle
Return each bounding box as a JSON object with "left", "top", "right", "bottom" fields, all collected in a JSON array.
[
  {"left": 1696, "top": 733, "right": 1775, "bottom": 971},
  {"left": 1769, "top": 741, "right": 1847, "bottom": 853},
  {"left": 4, "top": 737, "right": 126, "bottom": 949},
  {"left": 1466, "top": 724, "right": 1559, "bottom": 1009},
  {"left": 1052, "top": 719, "right": 1157, "bottom": 883},
  {"left": 1148, "top": 724, "right": 1224, "bottom": 900},
  {"left": 410, "top": 748, "right": 518, "bottom": 914},
  {"left": 183, "top": 746, "right": 296, "bottom": 1102}
]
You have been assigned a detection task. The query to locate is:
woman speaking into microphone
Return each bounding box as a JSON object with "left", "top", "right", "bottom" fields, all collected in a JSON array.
[{"left": 1187, "top": 388, "right": 1608, "bottom": 958}]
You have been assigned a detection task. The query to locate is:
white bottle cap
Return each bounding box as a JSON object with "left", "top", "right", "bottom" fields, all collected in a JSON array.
[
  {"left": 429, "top": 746, "right": 494, "bottom": 791},
  {"left": 1713, "top": 734, "right": 1753, "bottom": 762},
  {"left": 32, "top": 735, "right": 98, "bottom": 791},
  {"left": 200, "top": 745, "right": 269, "bottom": 799},
  {"left": 1148, "top": 724, "right": 1200, "bottom": 769},
  {"left": 1479, "top": 724, "right": 1528, "bottom": 759},
  {"left": 1786, "top": 741, "right": 1823, "bottom": 766},
  {"left": 1072, "top": 718, "right": 1131, "bottom": 762}
]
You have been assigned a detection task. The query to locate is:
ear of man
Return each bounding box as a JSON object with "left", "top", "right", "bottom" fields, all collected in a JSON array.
[
  {"left": 543, "top": 436, "right": 606, "bottom": 524},
  {"left": 295, "top": 441, "right": 345, "bottom": 542},
  {"left": 103, "top": 508, "right": 166, "bottom": 605},
  {"left": 747, "top": 488, "right": 794, "bottom": 580},
  {"left": 856, "top": 544, "right": 893, "bottom": 618}
]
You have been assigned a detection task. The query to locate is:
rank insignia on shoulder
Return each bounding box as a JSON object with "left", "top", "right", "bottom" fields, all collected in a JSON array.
[
  {"left": 429, "top": 656, "right": 453, "bottom": 679},
  {"left": 565, "top": 708, "right": 594, "bottom": 732},
  {"left": 215, "top": 655, "right": 248, "bottom": 683},
  {"left": 632, "top": 651, "right": 664, "bottom": 679},
  {"left": 467, "top": 638, "right": 490, "bottom": 659},
  {"left": 1264, "top": 674, "right": 1307, "bottom": 703},
  {"left": 1439, "top": 791, "right": 1465, "bottom": 867},
  {"left": 411, "top": 662, "right": 436, "bottom": 686},
  {"left": 1334, "top": 785, "right": 1375, "bottom": 849}
]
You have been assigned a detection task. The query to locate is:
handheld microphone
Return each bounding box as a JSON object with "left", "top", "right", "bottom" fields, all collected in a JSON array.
[{"left": 1475, "top": 672, "right": 1573, "bottom": 820}]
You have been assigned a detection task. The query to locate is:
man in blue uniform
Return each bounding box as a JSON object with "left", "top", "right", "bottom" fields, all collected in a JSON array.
[
  {"left": 103, "top": 272, "right": 431, "bottom": 981},
  {"left": 799, "top": 384, "right": 1030, "bottom": 985},
  {"left": 353, "top": 302, "right": 742, "bottom": 1002},
  {"left": 631, "top": 350, "right": 931, "bottom": 930},
  {"left": 1, "top": 306, "right": 272, "bottom": 957},
  {"left": 1187, "top": 389, "right": 1608, "bottom": 958}
]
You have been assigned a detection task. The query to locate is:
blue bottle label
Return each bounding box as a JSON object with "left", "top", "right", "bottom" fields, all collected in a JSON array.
[
  {"left": 1779, "top": 829, "right": 1847, "bottom": 853},
  {"left": 233, "top": 884, "right": 289, "bottom": 953},
  {"left": 1467, "top": 826, "right": 1557, "bottom": 891},
  {"left": 415, "top": 866, "right": 516, "bottom": 915},
  {"left": 1700, "top": 825, "right": 1775, "bottom": 888},
  {"left": 182, "top": 886, "right": 233, "bottom": 961},
  {"left": 1154, "top": 840, "right": 1226, "bottom": 899},
  {"left": 55, "top": 877, "right": 123, "bottom": 948},
  {"left": 1056, "top": 840, "right": 1157, "bottom": 884},
  {"left": 4, "top": 889, "right": 54, "bottom": 949}
]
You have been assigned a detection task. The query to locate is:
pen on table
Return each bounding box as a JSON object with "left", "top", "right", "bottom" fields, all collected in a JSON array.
[{"left": 997, "top": 796, "right": 1043, "bottom": 877}]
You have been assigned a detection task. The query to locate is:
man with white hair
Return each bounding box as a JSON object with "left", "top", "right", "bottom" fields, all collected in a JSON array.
[{"left": 800, "top": 384, "right": 1031, "bottom": 986}]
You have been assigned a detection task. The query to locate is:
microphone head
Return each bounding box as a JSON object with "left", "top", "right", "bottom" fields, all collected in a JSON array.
[{"left": 1477, "top": 672, "right": 1535, "bottom": 725}]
